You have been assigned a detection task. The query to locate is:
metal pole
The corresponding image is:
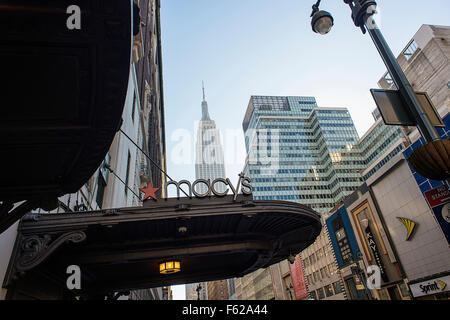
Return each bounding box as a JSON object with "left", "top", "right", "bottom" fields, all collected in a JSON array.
[
  {"left": 361, "top": 12, "right": 440, "bottom": 143},
  {"left": 196, "top": 284, "right": 201, "bottom": 300}
]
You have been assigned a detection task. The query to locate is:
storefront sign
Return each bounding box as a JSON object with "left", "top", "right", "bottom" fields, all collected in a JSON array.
[
  {"left": 140, "top": 173, "right": 253, "bottom": 201},
  {"left": 365, "top": 226, "right": 388, "bottom": 283},
  {"left": 409, "top": 275, "right": 450, "bottom": 298},
  {"left": 424, "top": 185, "right": 450, "bottom": 246}
]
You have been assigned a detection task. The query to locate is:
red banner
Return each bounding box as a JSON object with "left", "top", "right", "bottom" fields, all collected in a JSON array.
[{"left": 289, "top": 255, "right": 308, "bottom": 300}]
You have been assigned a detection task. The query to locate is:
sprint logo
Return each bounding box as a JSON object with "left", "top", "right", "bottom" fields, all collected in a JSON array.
[
  {"left": 397, "top": 217, "right": 417, "bottom": 241},
  {"left": 420, "top": 280, "right": 447, "bottom": 294},
  {"left": 437, "top": 280, "right": 447, "bottom": 291}
]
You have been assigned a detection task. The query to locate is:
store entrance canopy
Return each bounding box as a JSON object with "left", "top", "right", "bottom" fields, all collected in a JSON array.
[{"left": 3, "top": 195, "right": 321, "bottom": 299}]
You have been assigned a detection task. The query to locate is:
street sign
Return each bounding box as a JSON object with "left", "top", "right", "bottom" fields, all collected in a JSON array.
[
  {"left": 370, "top": 89, "right": 444, "bottom": 127},
  {"left": 424, "top": 185, "right": 450, "bottom": 246},
  {"left": 416, "top": 92, "right": 445, "bottom": 127}
]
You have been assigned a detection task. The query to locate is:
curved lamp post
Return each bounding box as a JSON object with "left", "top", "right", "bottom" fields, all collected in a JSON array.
[{"left": 310, "top": 0, "right": 449, "bottom": 186}]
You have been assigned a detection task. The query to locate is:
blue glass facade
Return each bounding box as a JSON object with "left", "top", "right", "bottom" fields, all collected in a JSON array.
[{"left": 243, "top": 96, "right": 364, "bottom": 213}]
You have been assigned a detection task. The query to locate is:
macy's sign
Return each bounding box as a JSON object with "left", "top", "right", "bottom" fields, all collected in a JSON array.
[{"left": 140, "top": 173, "right": 252, "bottom": 201}]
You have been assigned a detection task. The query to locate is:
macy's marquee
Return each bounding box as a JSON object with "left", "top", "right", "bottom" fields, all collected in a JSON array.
[{"left": 140, "top": 173, "right": 253, "bottom": 201}]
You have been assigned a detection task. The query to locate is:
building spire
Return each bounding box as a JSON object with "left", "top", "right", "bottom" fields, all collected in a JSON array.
[
  {"left": 202, "top": 80, "right": 206, "bottom": 102},
  {"left": 201, "top": 81, "right": 211, "bottom": 121}
]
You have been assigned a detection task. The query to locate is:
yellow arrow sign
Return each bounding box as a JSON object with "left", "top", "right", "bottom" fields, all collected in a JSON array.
[{"left": 397, "top": 217, "right": 417, "bottom": 241}]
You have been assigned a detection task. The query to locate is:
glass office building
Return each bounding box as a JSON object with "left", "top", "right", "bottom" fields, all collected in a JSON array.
[
  {"left": 236, "top": 95, "right": 365, "bottom": 300},
  {"left": 243, "top": 95, "right": 364, "bottom": 214},
  {"left": 355, "top": 109, "right": 407, "bottom": 182}
]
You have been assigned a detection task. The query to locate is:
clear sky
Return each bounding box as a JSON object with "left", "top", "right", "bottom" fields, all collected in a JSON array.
[{"left": 159, "top": 0, "right": 450, "bottom": 300}]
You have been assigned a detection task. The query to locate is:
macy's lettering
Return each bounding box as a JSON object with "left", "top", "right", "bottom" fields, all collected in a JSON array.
[{"left": 165, "top": 172, "right": 252, "bottom": 200}]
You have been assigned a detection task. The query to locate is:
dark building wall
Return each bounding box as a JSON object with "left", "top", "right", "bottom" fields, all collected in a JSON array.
[{"left": 134, "top": 0, "right": 166, "bottom": 192}]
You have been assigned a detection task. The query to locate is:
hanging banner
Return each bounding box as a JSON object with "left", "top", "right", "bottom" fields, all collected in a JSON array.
[{"left": 289, "top": 255, "right": 308, "bottom": 300}]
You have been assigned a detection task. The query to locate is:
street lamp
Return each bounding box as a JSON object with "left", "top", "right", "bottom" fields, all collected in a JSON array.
[
  {"left": 310, "top": 1, "right": 333, "bottom": 35},
  {"left": 309, "top": 0, "right": 449, "bottom": 185}
]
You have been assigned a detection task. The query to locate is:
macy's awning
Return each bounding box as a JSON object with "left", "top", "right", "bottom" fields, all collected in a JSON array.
[{"left": 3, "top": 195, "right": 321, "bottom": 299}]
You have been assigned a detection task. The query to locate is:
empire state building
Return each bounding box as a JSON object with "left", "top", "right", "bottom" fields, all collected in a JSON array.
[
  {"left": 186, "top": 84, "right": 230, "bottom": 301},
  {"left": 194, "top": 83, "right": 226, "bottom": 193}
]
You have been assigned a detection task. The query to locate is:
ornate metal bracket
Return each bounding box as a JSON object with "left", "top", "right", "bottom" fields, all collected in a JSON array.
[{"left": 15, "top": 231, "right": 87, "bottom": 272}]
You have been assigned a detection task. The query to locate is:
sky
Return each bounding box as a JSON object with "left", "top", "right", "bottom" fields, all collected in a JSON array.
[{"left": 159, "top": 0, "right": 450, "bottom": 300}]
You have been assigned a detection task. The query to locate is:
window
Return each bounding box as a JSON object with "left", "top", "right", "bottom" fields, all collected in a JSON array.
[
  {"left": 320, "top": 267, "right": 325, "bottom": 279},
  {"left": 398, "top": 283, "right": 410, "bottom": 298},
  {"left": 317, "top": 287, "right": 325, "bottom": 299},
  {"left": 317, "top": 248, "right": 323, "bottom": 260},
  {"left": 333, "top": 281, "right": 344, "bottom": 294},
  {"left": 383, "top": 72, "right": 393, "bottom": 85},
  {"left": 377, "top": 288, "right": 390, "bottom": 300},
  {"left": 324, "top": 285, "right": 334, "bottom": 297},
  {"left": 259, "top": 104, "right": 272, "bottom": 111},
  {"left": 328, "top": 263, "right": 336, "bottom": 276},
  {"left": 403, "top": 40, "right": 418, "bottom": 60},
  {"left": 310, "top": 291, "right": 317, "bottom": 300},
  {"left": 320, "top": 266, "right": 329, "bottom": 279},
  {"left": 310, "top": 253, "right": 316, "bottom": 265},
  {"left": 313, "top": 270, "right": 320, "bottom": 282},
  {"left": 303, "top": 258, "right": 309, "bottom": 268}
]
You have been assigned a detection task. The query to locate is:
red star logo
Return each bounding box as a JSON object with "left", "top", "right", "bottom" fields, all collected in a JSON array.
[{"left": 139, "top": 182, "right": 160, "bottom": 201}]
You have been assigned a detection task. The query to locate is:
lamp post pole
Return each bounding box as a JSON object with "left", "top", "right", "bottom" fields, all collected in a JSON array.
[
  {"left": 310, "top": 0, "right": 448, "bottom": 185},
  {"left": 196, "top": 284, "right": 202, "bottom": 300},
  {"left": 349, "top": 0, "right": 450, "bottom": 188},
  {"left": 346, "top": 0, "right": 440, "bottom": 144}
]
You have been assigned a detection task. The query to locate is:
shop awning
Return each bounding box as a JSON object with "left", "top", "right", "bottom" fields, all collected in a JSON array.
[{"left": 3, "top": 195, "right": 321, "bottom": 299}]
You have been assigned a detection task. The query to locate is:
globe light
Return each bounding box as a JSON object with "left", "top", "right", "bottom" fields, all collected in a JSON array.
[{"left": 311, "top": 10, "right": 334, "bottom": 35}]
